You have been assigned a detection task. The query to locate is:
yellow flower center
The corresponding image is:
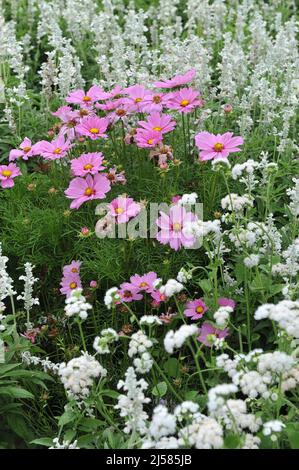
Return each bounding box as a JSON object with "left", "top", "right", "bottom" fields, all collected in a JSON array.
[
  {"left": 71, "top": 268, "right": 78, "bottom": 273},
  {"left": 83, "top": 95, "right": 91, "bottom": 102},
  {"left": 147, "top": 139, "right": 153, "bottom": 145},
  {"left": 23, "top": 146, "right": 31, "bottom": 153},
  {"left": 180, "top": 99, "right": 189, "bottom": 107},
  {"left": 2, "top": 169, "right": 12, "bottom": 177},
  {"left": 116, "top": 109, "right": 126, "bottom": 116},
  {"left": 214, "top": 142, "right": 224, "bottom": 152},
  {"left": 84, "top": 187, "right": 94, "bottom": 196},
  {"left": 89, "top": 127, "right": 99, "bottom": 134},
  {"left": 54, "top": 147, "right": 62, "bottom": 154},
  {"left": 139, "top": 282, "right": 148, "bottom": 288},
  {"left": 196, "top": 306, "right": 204, "bottom": 314},
  {"left": 115, "top": 207, "right": 124, "bottom": 214},
  {"left": 173, "top": 222, "right": 181, "bottom": 232},
  {"left": 135, "top": 97, "right": 142, "bottom": 103},
  {"left": 69, "top": 282, "right": 77, "bottom": 289},
  {"left": 153, "top": 126, "right": 162, "bottom": 131},
  {"left": 84, "top": 164, "right": 93, "bottom": 170}
]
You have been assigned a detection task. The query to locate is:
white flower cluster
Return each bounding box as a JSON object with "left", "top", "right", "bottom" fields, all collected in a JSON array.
[
  {"left": 272, "top": 238, "right": 299, "bottom": 278},
  {"left": 140, "top": 315, "right": 162, "bottom": 326},
  {"left": 263, "top": 420, "right": 285, "bottom": 437},
  {"left": 164, "top": 324, "right": 198, "bottom": 354},
  {"left": 179, "top": 416, "right": 224, "bottom": 449},
  {"left": 214, "top": 306, "right": 233, "bottom": 327},
  {"left": 176, "top": 267, "right": 193, "bottom": 284},
  {"left": 178, "top": 193, "right": 198, "bottom": 206},
  {"left": 93, "top": 328, "right": 119, "bottom": 354},
  {"left": 254, "top": 300, "right": 299, "bottom": 338},
  {"left": 159, "top": 279, "right": 184, "bottom": 298},
  {"left": 64, "top": 289, "right": 92, "bottom": 320},
  {"left": 21, "top": 351, "right": 60, "bottom": 373},
  {"left": 244, "top": 254, "right": 260, "bottom": 268},
  {"left": 17, "top": 263, "right": 39, "bottom": 327},
  {"left": 231, "top": 159, "right": 260, "bottom": 191},
  {"left": 183, "top": 219, "right": 221, "bottom": 240},
  {"left": 221, "top": 193, "right": 254, "bottom": 212},
  {"left": 115, "top": 367, "right": 150, "bottom": 435},
  {"left": 286, "top": 178, "right": 299, "bottom": 218},
  {"left": 104, "top": 287, "right": 120, "bottom": 309},
  {"left": 58, "top": 352, "right": 107, "bottom": 399},
  {"left": 128, "top": 330, "right": 153, "bottom": 374},
  {"left": 0, "top": 243, "right": 16, "bottom": 313},
  {"left": 50, "top": 437, "right": 79, "bottom": 449}
]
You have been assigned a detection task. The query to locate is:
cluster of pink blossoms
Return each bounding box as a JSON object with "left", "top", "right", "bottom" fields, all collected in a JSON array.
[{"left": 60, "top": 261, "right": 82, "bottom": 297}]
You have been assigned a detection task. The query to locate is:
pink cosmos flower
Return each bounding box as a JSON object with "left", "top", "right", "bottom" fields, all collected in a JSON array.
[
  {"left": 107, "top": 103, "right": 130, "bottom": 124},
  {"left": 75, "top": 116, "right": 109, "bottom": 140},
  {"left": 52, "top": 105, "right": 79, "bottom": 140},
  {"left": 138, "top": 112, "right": 176, "bottom": 134},
  {"left": 9, "top": 137, "right": 37, "bottom": 161},
  {"left": 65, "top": 174, "right": 111, "bottom": 210},
  {"left": 63, "top": 260, "right": 82, "bottom": 277},
  {"left": 60, "top": 273, "right": 82, "bottom": 297},
  {"left": 108, "top": 196, "right": 141, "bottom": 224},
  {"left": 184, "top": 299, "right": 208, "bottom": 320},
  {"left": 153, "top": 69, "right": 196, "bottom": 89},
  {"left": 0, "top": 163, "right": 22, "bottom": 188},
  {"left": 171, "top": 195, "right": 182, "bottom": 204},
  {"left": 166, "top": 88, "right": 203, "bottom": 114},
  {"left": 151, "top": 290, "right": 168, "bottom": 306},
  {"left": 71, "top": 152, "right": 105, "bottom": 177},
  {"left": 218, "top": 297, "right": 236, "bottom": 310},
  {"left": 135, "top": 129, "right": 163, "bottom": 148},
  {"left": 129, "top": 272, "right": 158, "bottom": 293},
  {"left": 34, "top": 135, "right": 71, "bottom": 160},
  {"left": 106, "top": 167, "right": 127, "bottom": 185},
  {"left": 197, "top": 322, "right": 229, "bottom": 347},
  {"left": 123, "top": 85, "right": 153, "bottom": 112},
  {"left": 156, "top": 205, "right": 197, "bottom": 251},
  {"left": 195, "top": 131, "right": 244, "bottom": 161},
  {"left": 141, "top": 93, "right": 167, "bottom": 113},
  {"left": 66, "top": 85, "right": 110, "bottom": 107},
  {"left": 118, "top": 283, "right": 143, "bottom": 303}
]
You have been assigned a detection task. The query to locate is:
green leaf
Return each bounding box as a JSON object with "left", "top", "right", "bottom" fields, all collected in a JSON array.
[
  {"left": 99, "top": 389, "right": 120, "bottom": 399},
  {"left": 163, "top": 358, "right": 179, "bottom": 378},
  {"left": 224, "top": 433, "right": 241, "bottom": 449},
  {"left": 152, "top": 381, "right": 167, "bottom": 397},
  {"left": 286, "top": 424, "right": 299, "bottom": 449},
  {"left": 197, "top": 279, "right": 213, "bottom": 294},
  {"left": 0, "top": 386, "right": 34, "bottom": 399},
  {"left": 58, "top": 410, "right": 78, "bottom": 426},
  {"left": 30, "top": 438, "right": 54, "bottom": 447}
]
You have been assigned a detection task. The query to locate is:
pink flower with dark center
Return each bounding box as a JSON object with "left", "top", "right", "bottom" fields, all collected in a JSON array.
[
  {"left": 135, "top": 129, "right": 163, "bottom": 148},
  {"left": 218, "top": 297, "right": 236, "bottom": 310},
  {"left": 75, "top": 116, "right": 109, "bottom": 140},
  {"left": 123, "top": 85, "right": 153, "bottom": 112},
  {"left": 66, "top": 85, "right": 110, "bottom": 107},
  {"left": 34, "top": 135, "right": 71, "bottom": 160},
  {"left": 184, "top": 299, "right": 208, "bottom": 320},
  {"left": 138, "top": 112, "right": 176, "bottom": 134},
  {"left": 106, "top": 167, "right": 127, "bottom": 185},
  {"left": 63, "top": 260, "right": 81, "bottom": 277},
  {"left": 118, "top": 283, "right": 143, "bottom": 303},
  {"left": 108, "top": 196, "right": 141, "bottom": 224},
  {"left": 166, "top": 88, "right": 203, "bottom": 114},
  {"left": 60, "top": 274, "right": 82, "bottom": 297},
  {"left": 9, "top": 137, "right": 37, "bottom": 161},
  {"left": 153, "top": 69, "right": 196, "bottom": 89},
  {"left": 71, "top": 152, "right": 105, "bottom": 177},
  {"left": 197, "top": 322, "right": 229, "bottom": 347},
  {"left": 65, "top": 174, "right": 111, "bottom": 210},
  {"left": 107, "top": 103, "right": 130, "bottom": 124},
  {"left": 0, "top": 163, "right": 22, "bottom": 188},
  {"left": 129, "top": 272, "right": 158, "bottom": 293},
  {"left": 195, "top": 131, "right": 244, "bottom": 161},
  {"left": 52, "top": 105, "right": 79, "bottom": 140},
  {"left": 156, "top": 205, "right": 197, "bottom": 251},
  {"left": 142, "top": 93, "right": 167, "bottom": 113}
]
